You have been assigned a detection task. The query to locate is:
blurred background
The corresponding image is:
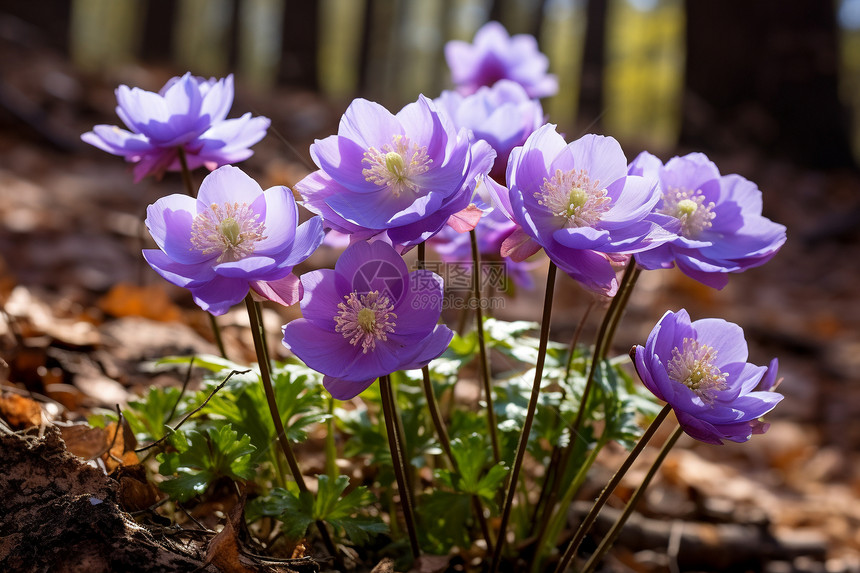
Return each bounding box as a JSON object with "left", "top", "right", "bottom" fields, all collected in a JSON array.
[{"left": 1, "top": 0, "right": 859, "bottom": 570}]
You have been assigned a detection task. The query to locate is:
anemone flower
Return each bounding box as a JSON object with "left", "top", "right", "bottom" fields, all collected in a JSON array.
[
  {"left": 435, "top": 80, "right": 544, "bottom": 180},
  {"left": 82, "top": 73, "right": 270, "bottom": 182},
  {"left": 632, "top": 309, "right": 783, "bottom": 445},
  {"left": 143, "top": 165, "right": 323, "bottom": 315},
  {"left": 629, "top": 152, "right": 787, "bottom": 289},
  {"left": 296, "top": 95, "right": 494, "bottom": 251},
  {"left": 282, "top": 240, "right": 453, "bottom": 399},
  {"left": 445, "top": 21, "right": 558, "bottom": 98},
  {"left": 487, "top": 124, "right": 676, "bottom": 295}
]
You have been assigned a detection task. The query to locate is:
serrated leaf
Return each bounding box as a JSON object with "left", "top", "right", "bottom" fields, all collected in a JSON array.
[
  {"left": 123, "top": 386, "right": 186, "bottom": 443},
  {"left": 249, "top": 475, "right": 385, "bottom": 544},
  {"left": 157, "top": 424, "right": 257, "bottom": 502},
  {"left": 419, "top": 490, "right": 472, "bottom": 551}
]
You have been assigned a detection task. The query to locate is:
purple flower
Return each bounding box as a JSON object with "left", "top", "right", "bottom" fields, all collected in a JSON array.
[
  {"left": 630, "top": 152, "right": 787, "bottom": 289},
  {"left": 428, "top": 208, "right": 537, "bottom": 290},
  {"left": 282, "top": 241, "right": 453, "bottom": 400},
  {"left": 435, "top": 80, "right": 544, "bottom": 180},
  {"left": 143, "top": 165, "right": 324, "bottom": 315},
  {"left": 296, "top": 96, "right": 495, "bottom": 252},
  {"left": 445, "top": 21, "right": 558, "bottom": 98},
  {"left": 633, "top": 309, "right": 783, "bottom": 445},
  {"left": 487, "top": 124, "right": 676, "bottom": 295},
  {"left": 82, "top": 73, "right": 270, "bottom": 182}
]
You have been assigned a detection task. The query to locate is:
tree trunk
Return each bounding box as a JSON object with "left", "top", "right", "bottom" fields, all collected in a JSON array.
[{"left": 682, "top": 0, "right": 855, "bottom": 169}]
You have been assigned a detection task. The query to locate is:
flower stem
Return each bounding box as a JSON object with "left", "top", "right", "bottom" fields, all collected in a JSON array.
[
  {"left": 207, "top": 314, "right": 228, "bottom": 359},
  {"left": 572, "top": 261, "right": 639, "bottom": 442},
  {"left": 552, "top": 404, "right": 672, "bottom": 573},
  {"left": 469, "top": 228, "right": 501, "bottom": 463},
  {"left": 414, "top": 243, "right": 495, "bottom": 551},
  {"left": 325, "top": 396, "right": 337, "bottom": 480},
  {"left": 379, "top": 374, "right": 421, "bottom": 559},
  {"left": 601, "top": 266, "right": 641, "bottom": 361},
  {"left": 489, "top": 262, "right": 557, "bottom": 573},
  {"left": 580, "top": 424, "right": 683, "bottom": 573},
  {"left": 176, "top": 146, "right": 228, "bottom": 360},
  {"left": 243, "top": 294, "right": 340, "bottom": 566},
  {"left": 531, "top": 430, "right": 608, "bottom": 573},
  {"left": 547, "top": 262, "right": 639, "bottom": 514},
  {"left": 532, "top": 263, "right": 639, "bottom": 567},
  {"left": 176, "top": 146, "right": 196, "bottom": 198},
  {"left": 531, "top": 301, "right": 595, "bottom": 529}
]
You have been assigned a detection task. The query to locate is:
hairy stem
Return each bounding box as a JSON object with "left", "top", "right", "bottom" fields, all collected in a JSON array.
[
  {"left": 379, "top": 374, "right": 421, "bottom": 559},
  {"left": 244, "top": 295, "right": 340, "bottom": 567},
  {"left": 580, "top": 424, "right": 683, "bottom": 573},
  {"left": 489, "top": 262, "right": 557, "bottom": 573},
  {"left": 469, "top": 229, "right": 501, "bottom": 463},
  {"left": 554, "top": 404, "right": 673, "bottom": 573}
]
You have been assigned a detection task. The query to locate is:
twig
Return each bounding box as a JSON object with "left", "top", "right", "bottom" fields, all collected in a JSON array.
[
  {"left": 135, "top": 369, "right": 248, "bottom": 453},
  {"left": 165, "top": 356, "right": 196, "bottom": 424}
]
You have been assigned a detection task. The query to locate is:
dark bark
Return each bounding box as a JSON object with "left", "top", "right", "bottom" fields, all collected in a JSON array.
[
  {"left": 140, "top": 0, "right": 176, "bottom": 63},
  {"left": 578, "top": 0, "right": 608, "bottom": 132},
  {"left": 279, "top": 0, "right": 319, "bottom": 89},
  {"left": 682, "top": 0, "right": 855, "bottom": 168}
]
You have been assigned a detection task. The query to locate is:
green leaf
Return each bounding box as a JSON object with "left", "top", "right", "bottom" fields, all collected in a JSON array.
[
  {"left": 123, "top": 386, "right": 186, "bottom": 444},
  {"left": 419, "top": 489, "right": 472, "bottom": 551},
  {"left": 156, "top": 424, "right": 257, "bottom": 502},
  {"left": 196, "top": 363, "right": 329, "bottom": 468},
  {"left": 249, "top": 475, "right": 386, "bottom": 544}
]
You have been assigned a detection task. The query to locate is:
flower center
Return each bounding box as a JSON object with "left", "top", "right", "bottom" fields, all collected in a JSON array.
[
  {"left": 334, "top": 290, "right": 397, "bottom": 354},
  {"left": 190, "top": 202, "right": 267, "bottom": 263},
  {"left": 535, "top": 169, "right": 611, "bottom": 228},
  {"left": 362, "top": 135, "right": 432, "bottom": 197},
  {"left": 658, "top": 187, "right": 716, "bottom": 238},
  {"left": 666, "top": 337, "right": 729, "bottom": 406}
]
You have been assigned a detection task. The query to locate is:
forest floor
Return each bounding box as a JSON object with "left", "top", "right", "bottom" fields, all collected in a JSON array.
[{"left": 2, "top": 26, "right": 860, "bottom": 573}]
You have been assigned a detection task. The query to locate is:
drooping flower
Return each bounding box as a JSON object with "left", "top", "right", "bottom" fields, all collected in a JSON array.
[
  {"left": 296, "top": 96, "right": 495, "bottom": 251},
  {"left": 82, "top": 73, "right": 270, "bottom": 182},
  {"left": 282, "top": 241, "right": 453, "bottom": 400},
  {"left": 445, "top": 21, "right": 558, "bottom": 98},
  {"left": 435, "top": 80, "right": 544, "bottom": 180},
  {"left": 428, "top": 207, "right": 537, "bottom": 290},
  {"left": 143, "top": 165, "right": 323, "bottom": 315},
  {"left": 629, "top": 152, "right": 787, "bottom": 289},
  {"left": 632, "top": 309, "right": 783, "bottom": 445},
  {"left": 487, "top": 124, "right": 676, "bottom": 295}
]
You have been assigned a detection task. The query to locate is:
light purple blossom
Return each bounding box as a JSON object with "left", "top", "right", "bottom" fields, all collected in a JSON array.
[
  {"left": 630, "top": 152, "right": 786, "bottom": 289},
  {"left": 445, "top": 21, "right": 558, "bottom": 98},
  {"left": 633, "top": 309, "right": 783, "bottom": 445},
  {"left": 143, "top": 165, "right": 323, "bottom": 315},
  {"left": 282, "top": 241, "right": 453, "bottom": 400},
  {"left": 295, "top": 95, "right": 495, "bottom": 252},
  {"left": 487, "top": 124, "right": 676, "bottom": 295},
  {"left": 428, "top": 208, "right": 537, "bottom": 290},
  {"left": 82, "top": 73, "right": 270, "bottom": 182},
  {"left": 435, "top": 80, "right": 544, "bottom": 180}
]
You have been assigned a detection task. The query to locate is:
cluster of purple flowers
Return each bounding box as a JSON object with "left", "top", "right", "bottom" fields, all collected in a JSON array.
[{"left": 86, "top": 21, "right": 786, "bottom": 441}]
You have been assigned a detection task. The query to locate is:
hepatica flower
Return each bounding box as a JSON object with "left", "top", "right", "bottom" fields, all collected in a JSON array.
[
  {"left": 296, "top": 95, "right": 494, "bottom": 251},
  {"left": 282, "top": 241, "right": 453, "bottom": 400},
  {"left": 633, "top": 309, "right": 783, "bottom": 445},
  {"left": 143, "top": 165, "right": 324, "bottom": 315},
  {"left": 445, "top": 21, "right": 558, "bottom": 98},
  {"left": 428, "top": 208, "right": 537, "bottom": 290},
  {"left": 489, "top": 124, "right": 675, "bottom": 295},
  {"left": 630, "top": 152, "right": 786, "bottom": 289},
  {"left": 435, "top": 80, "right": 544, "bottom": 180},
  {"left": 82, "top": 73, "right": 270, "bottom": 182}
]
